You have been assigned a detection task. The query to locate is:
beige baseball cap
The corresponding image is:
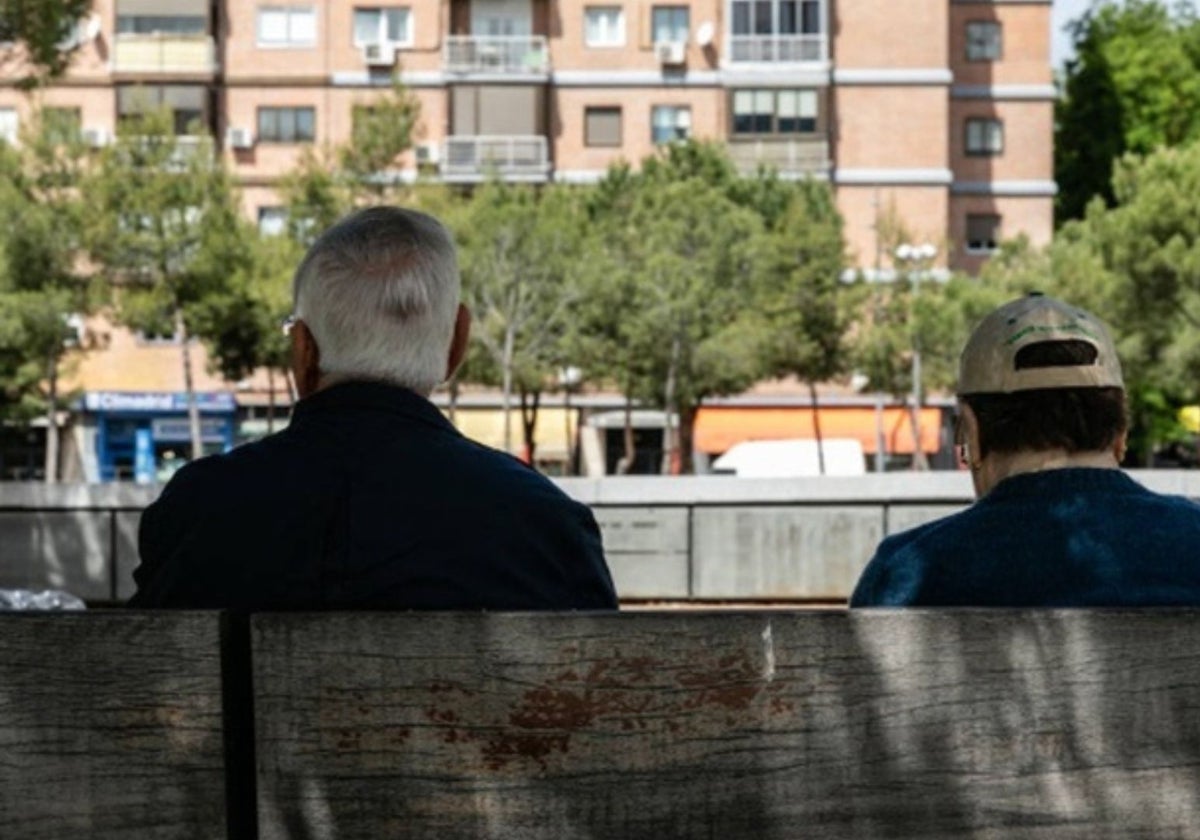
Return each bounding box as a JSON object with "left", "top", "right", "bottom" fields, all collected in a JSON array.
[{"left": 958, "top": 293, "right": 1124, "bottom": 395}]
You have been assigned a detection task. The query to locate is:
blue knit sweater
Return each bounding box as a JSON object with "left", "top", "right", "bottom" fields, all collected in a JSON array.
[{"left": 850, "top": 468, "right": 1200, "bottom": 607}]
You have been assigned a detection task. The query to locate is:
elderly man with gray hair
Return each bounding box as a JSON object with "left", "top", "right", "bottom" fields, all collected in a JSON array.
[{"left": 130, "top": 207, "right": 617, "bottom": 610}]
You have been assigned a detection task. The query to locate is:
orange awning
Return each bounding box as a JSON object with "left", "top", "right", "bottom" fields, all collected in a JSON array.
[{"left": 694, "top": 406, "right": 943, "bottom": 455}]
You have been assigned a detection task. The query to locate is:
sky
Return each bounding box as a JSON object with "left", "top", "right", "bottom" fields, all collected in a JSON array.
[{"left": 1053, "top": 0, "right": 1096, "bottom": 68}]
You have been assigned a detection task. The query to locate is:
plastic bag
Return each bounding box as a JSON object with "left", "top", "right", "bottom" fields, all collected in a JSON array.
[{"left": 0, "top": 589, "right": 87, "bottom": 611}]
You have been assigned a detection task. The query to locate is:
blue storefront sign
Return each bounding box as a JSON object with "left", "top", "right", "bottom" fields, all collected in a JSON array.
[{"left": 82, "top": 391, "right": 238, "bottom": 482}]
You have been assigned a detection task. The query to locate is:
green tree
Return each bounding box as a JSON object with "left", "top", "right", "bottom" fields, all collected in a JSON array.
[
  {"left": 0, "top": 0, "right": 93, "bottom": 87},
  {"left": 0, "top": 107, "right": 90, "bottom": 480},
  {"left": 341, "top": 80, "right": 422, "bottom": 199},
  {"left": 190, "top": 232, "right": 299, "bottom": 433},
  {"left": 451, "top": 182, "right": 586, "bottom": 458},
  {"left": 1056, "top": 0, "right": 1200, "bottom": 222},
  {"left": 85, "top": 107, "right": 250, "bottom": 461},
  {"left": 752, "top": 184, "right": 849, "bottom": 474}
]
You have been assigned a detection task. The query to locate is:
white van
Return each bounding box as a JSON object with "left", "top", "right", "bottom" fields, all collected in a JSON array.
[{"left": 711, "top": 438, "right": 867, "bottom": 477}]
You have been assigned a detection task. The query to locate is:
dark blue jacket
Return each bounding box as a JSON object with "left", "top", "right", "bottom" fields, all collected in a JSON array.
[
  {"left": 129, "top": 381, "right": 617, "bottom": 611},
  {"left": 851, "top": 468, "right": 1200, "bottom": 607}
]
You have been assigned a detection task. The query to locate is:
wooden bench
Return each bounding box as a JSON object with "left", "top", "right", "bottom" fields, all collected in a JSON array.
[{"left": 7, "top": 611, "right": 1200, "bottom": 838}]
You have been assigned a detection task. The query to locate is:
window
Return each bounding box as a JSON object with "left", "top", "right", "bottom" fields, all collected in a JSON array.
[
  {"left": 652, "top": 106, "right": 691, "bottom": 144},
  {"left": 257, "top": 107, "right": 315, "bottom": 142},
  {"left": 731, "top": 0, "right": 822, "bottom": 36},
  {"left": 966, "top": 21, "right": 1002, "bottom": 61},
  {"left": 965, "top": 117, "right": 1003, "bottom": 155},
  {"left": 117, "top": 85, "right": 207, "bottom": 135},
  {"left": 965, "top": 214, "right": 1000, "bottom": 254},
  {"left": 256, "top": 6, "right": 316, "bottom": 47},
  {"left": 353, "top": 7, "right": 411, "bottom": 46},
  {"left": 0, "top": 108, "right": 17, "bottom": 145},
  {"left": 43, "top": 107, "right": 81, "bottom": 144},
  {"left": 258, "top": 207, "right": 288, "bottom": 237},
  {"left": 585, "top": 106, "right": 622, "bottom": 146},
  {"left": 732, "top": 89, "right": 818, "bottom": 135},
  {"left": 117, "top": 16, "right": 207, "bottom": 35},
  {"left": 585, "top": 6, "right": 625, "bottom": 47},
  {"left": 652, "top": 6, "right": 689, "bottom": 43}
]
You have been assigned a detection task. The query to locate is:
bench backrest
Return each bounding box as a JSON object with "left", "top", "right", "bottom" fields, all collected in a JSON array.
[
  {"left": 251, "top": 610, "right": 1200, "bottom": 839},
  {"left": 0, "top": 613, "right": 230, "bottom": 839}
]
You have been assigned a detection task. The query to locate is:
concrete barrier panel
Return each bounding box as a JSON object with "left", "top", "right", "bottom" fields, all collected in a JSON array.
[
  {"left": 692, "top": 507, "right": 882, "bottom": 600},
  {"left": 0, "top": 512, "right": 112, "bottom": 600},
  {"left": 595, "top": 507, "right": 689, "bottom": 599},
  {"left": 115, "top": 512, "right": 142, "bottom": 601},
  {"left": 886, "top": 504, "right": 969, "bottom": 536}
]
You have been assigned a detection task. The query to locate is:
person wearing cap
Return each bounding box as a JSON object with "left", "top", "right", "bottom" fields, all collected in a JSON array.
[{"left": 850, "top": 293, "right": 1200, "bottom": 607}]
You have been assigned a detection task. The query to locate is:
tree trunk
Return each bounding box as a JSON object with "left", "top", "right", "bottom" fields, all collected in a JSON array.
[
  {"left": 677, "top": 402, "right": 698, "bottom": 475},
  {"left": 660, "top": 335, "right": 681, "bottom": 475},
  {"left": 176, "top": 307, "right": 204, "bottom": 462},
  {"left": 501, "top": 325, "right": 514, "bottom": 454},
  {"left": 43, "top": 355, "right": 59, "bottom": 484},
  {"left": 616, "top": 391, "right": 635, "bottom": 475},
  {"left": 808, "top": 379, "right": 825, "bottom": 476},
  {"left": 266, "top": 367, "right": 276, "bottom": 435},
  {"left": 519, "top": 387, "right": 540, "bottom": 465}
]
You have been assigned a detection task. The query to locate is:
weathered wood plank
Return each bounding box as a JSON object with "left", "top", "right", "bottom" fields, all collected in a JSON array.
[
  {"left": 0, "top": 613, "right": 229, "bottom": 839},
  {"left": 253, "top": 611, "right": 1200, "bottom": 839}
]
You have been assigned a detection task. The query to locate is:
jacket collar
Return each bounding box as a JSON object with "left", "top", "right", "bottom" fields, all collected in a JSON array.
[
  {"left": 986, "top": 467, "right": 1142, "bottom": 502},
  {"left": 291, "top": 380, "right": 458, "bottom": 435}
]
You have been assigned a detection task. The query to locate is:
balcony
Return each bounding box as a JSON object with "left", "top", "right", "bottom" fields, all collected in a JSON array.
[
  {"left": 441, "top": 136, "right": 550, "bottom": 182},
  {"left": 443, "top": 36, "right": 550, "bottom": 75},
  {"left": 113, "top": 33, "right": 217, "bottom": 75},
  {"left": 729, "top": 35, "right": 825, "bottom": 63},
  {"left": 727, "top": 137, "right": 830, "bottom": 177}
]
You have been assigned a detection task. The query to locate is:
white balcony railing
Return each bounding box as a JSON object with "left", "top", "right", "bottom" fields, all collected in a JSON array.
[
  {"left": 443, "top": 35, "right": 550, "bottom": 74},
  {"left": 442, "top": 136, "right": 550, "bottom": 181},
  {"left": 727, "top": 137, "right": 830, "bottom": 176},
  {"left": 729, "top": 35, "right": 825, "bottom": 63},
  {"left": 113, "top": 33, "right": 217, "bottom": 74}
]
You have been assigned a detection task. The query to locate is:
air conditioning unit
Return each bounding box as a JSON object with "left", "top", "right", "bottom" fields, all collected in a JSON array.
[
  {"left": 655, "top": 41, "right": 686, "bottom": 65},
  {"left": 226, "top": 126, "right": 254, "bottom": 150},
  {"left": 82, "top": 126, "right": 111, "bottom": 148},
  {"left": 415, "top": 142, "right": 440, "bottom": 165},
  {"left": 362, "top": 42, "right": 397, "bottom": 66}
]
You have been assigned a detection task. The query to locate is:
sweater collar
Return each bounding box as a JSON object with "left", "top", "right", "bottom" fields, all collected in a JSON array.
[{"left": 985, "top": 467, "right": 1142, "bottom": 502}]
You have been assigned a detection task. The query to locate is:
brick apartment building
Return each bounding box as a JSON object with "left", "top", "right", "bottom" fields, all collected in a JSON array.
[
  {"left": 2, "top": 0, "right": 1053, "bottom": 272},
  {"left": 0, "top": 0, "right": 1053, "bottom": 479}
]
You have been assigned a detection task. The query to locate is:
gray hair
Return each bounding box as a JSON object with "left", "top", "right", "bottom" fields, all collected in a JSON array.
[{"left": 293, "top": 206, "right": 460, "bottom": 395}]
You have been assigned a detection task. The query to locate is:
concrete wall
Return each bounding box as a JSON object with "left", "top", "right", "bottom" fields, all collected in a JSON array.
[{"left": 3, "top": 472, "right": 1199, "bottom": 603}]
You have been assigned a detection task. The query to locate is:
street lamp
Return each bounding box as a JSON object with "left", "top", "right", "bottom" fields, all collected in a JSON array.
[
  {"left": 895, "top": 242, "right": 937, "bottom": 471},
  {"left": 558, "top": 366, "right": 582, "bottom": 475}
]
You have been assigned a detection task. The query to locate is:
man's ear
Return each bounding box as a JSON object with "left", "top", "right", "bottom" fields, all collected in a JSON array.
[
  {"left": 291, "top": 320, "right": 321, "bottom": 399},
  {"left": 1114, "top": 430, "right": 1129, "bottom": 464},
  {"left": 445, "top": 303, "right": 471, "bottom": 380},
  {"left": 960, "top": 402, "right": 983, "bottom": 470}
]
